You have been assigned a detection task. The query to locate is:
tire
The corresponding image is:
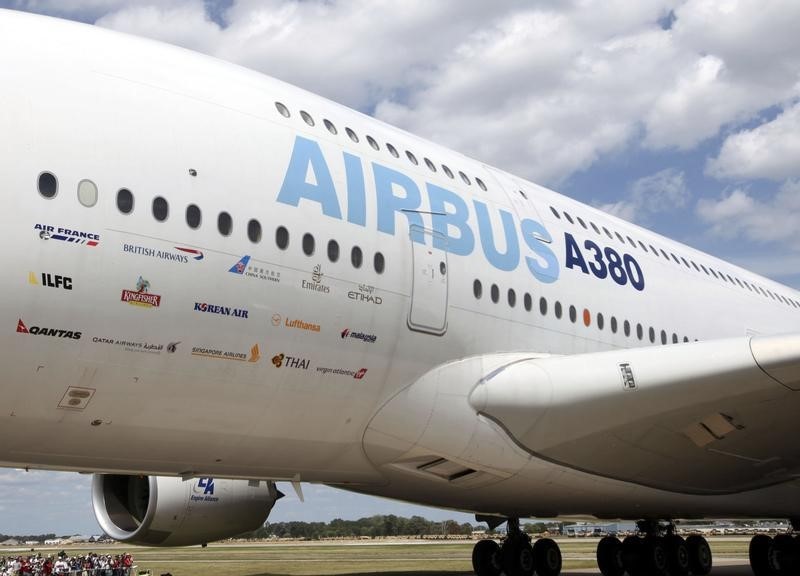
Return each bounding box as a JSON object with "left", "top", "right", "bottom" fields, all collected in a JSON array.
[
  {"left": 686, "top": 534, "right": 712, "bottom": 576},
  {"left": 642, "top": 536, "right": 668, "bottom": 575},
  {"left": 471, "top": 539, "right": 501, "bottom": 576},
  {"left": 771, "top": 534, "right": 797, "bottom": 575},
  {"left": 597, "top": 536, "right": 624, "bottom": 576},
  {"left": 749, "top": 534, "right": 772, "bottom": 576},
  {"left": 501, "top": 538, "right": 535, "bottom": 576},
  {"left": 665, "top": 534, "right": 690, "bottom": 576},
  {"left": 622, "top": 535, "right": 645, "bottom": 576},
  {"left": 533, "top": 538, "right": 562, "bottom": 576}
]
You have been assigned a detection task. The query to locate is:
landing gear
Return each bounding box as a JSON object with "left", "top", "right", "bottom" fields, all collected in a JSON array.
[
  {"left": 596, "top": 521, "right": 710, "bottom": 576},
  {"left": 470, "top": 518, "right": 562, "bottom": 576},
  {"left": 749, "top": 531, "right": 800, "bottom": 575}
]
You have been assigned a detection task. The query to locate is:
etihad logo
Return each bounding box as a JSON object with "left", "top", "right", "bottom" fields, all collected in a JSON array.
[
  {"left": 271, "top": 353, "right": 310, "bottom": 370},
  {"left": 194, "top": 302, "right": 249, "bottom": 319},
  {"left": 228, "top": 255, "right": 281, "bottom": 283},
  {"left": 121, "top": 277, "right": 161, "bottom": 308},
  {"left": 302, "top": 264, "right": 330, "bottom": 294},
  {"left": 92, "top": 336, "right": 164, "bottom": 354},
  {"left": 16, "top": 319, "right": 81, "bottom": 340},
  {"left": 316, "top": 366, "right": 368, "bottom": 379},
  {"left": 192, "top": 344, "right": 260, "bottom": 362},
  {"left": 348, "top": 284, "right": 382, "bottom": 305},
  {"left": 284, "top": 317, "right": 320, "bottom": 332},
  {"left": 29, "top": 272, "right": 72, "bottom": 290},
  {"left": 340, "top": 329, "right": 377, "bottom": 344},
  {"left": 35, "top": 223, "right": 99, "bottom": 247},
  {"left": 123, "top": 244, "right": 204, "bottom": 264}
]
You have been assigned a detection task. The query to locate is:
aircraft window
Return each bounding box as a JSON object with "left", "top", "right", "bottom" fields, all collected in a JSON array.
[
  {"left": 508, "top": 289, "right": 516, "bottom": 308},
  {"left": 577, "top": 217, "right": 587, "bottom": 229},
  {"left": 386, "top": 143, "right": 399, "bottom": 158},
  {"left": 152, "top": 196, "right": 169, "bottom": 222},
  {"left": 626, "top": 236, "right": 636, "bottom": 247},
  {"left": 550, "top": 207, "right": 561, "bottom": 219},
  {"left": 554, "top": 301, "right": 563, "bottom": 319},
  {"left": 660, "top": 249, "right": 670, "bottom": 260},
  {"left": 638, "top": 240, "right": 648, "bottom": 251},
  {"left": 744, "top": 281, "right": 753, "bottom": 291},
  {"left": 648, "top": 244, "right": 658, "bottom": 255},
  {"left": 275, "top": 102, "right": 290, "bottom": 118},
  {"left": 615, "top": 232, "right": 625, "bottom": 243},
  {"left": 276, "top": 226, "right": 289, "bottom": 250},
  {"left": 327, "top": 239, "right": 339, "bottom": 262},
  {"left": 302, "top": 233, "right": 315, "bottom": 256},
  {"left": 700, "top": 264, "right": 709, "bottom": 274},
  {"left": 523, "top": 292, "right": 532, "bottom": 311},
  {"left": 442, "top": 164, "right": 454, "bottom": 179},
  {"left": 406, "top": 150, "right": 418, "bottom": 166},
  {"left": 76, "top": 179, "right": 98, "bottom": 207},
  {"left": 589, "top": 222, "right": 599, "bottom": 234},
  {"left": 670, "top": 253, "right": 680, "bottom": 264},
  {"left": 374, "top": 252, "right": 385, "bottom": 274},
  {"left": 610, "top": 316, "right": 617, "bottom": 333},
  {"left": 116, "top": 188, "right": 134, "bottom": 214},
  {"left": 217, "top": 211, "right": 232, "bottom": 236},
  {"left": 476, "top": 178, "right": 488, "bottom": 191},
  {"left": 367, "top": 135, "right": 380, "bottom": 151},
  {"left": 683, "top": 336, "right": 690, "bottom": 343},
  {"left": 672, "top": 333, "right": 679, "bottom": 344},
  {"left": 459, "top": 171, "right": 471, "bottom": 186},
  {"left": 727, "top": 274, "right": 735, "bottom": 284},
  {"left": 691, "top": 260, "right": 700, "bottom": 271},
  {"left": 597, "top": 313, "right": 604, "bottom": 330},
  {"left": 636, "top": 323, "right": 643, "bottom": 340},
  {"left": 346, "top": 127, "right": 359, "bottom": 143},
  {"left": 36, "top": 171, "right": 59, "bottom": 199},
  {"left": 569, "top": 305, "right": 577, "bottom": 323},
  {"left": 473, "top": 279, "right": 482, "bottom": 299},
  {"left": 539, "top": 297, "right": 548, "bottom": 315},
  {"left": 490, "top": 284, "right": 499, "bottom": 303},
  {"left": 735, "top": 278, "right": 744, "bottom": 288},
  {"left": 300, "top": 110, "right": 315, "bottom": 127},
  {"left": 624, "top": 320, "right": 631, "bottom": 337},
  {"left": 660, "top": 330, "right": 667, "bottom": 345},
  {"left": 323, "top": 119, "right": 337, "bottom": 135},
  {"left": 681, "top": 257, "right": 691, "bottom": 268},
  {"left": 186, "top": 204, "right": 201, "bottom": 229},
  {"left": 247, "top": 219, "right": 262, "bottom": 243},
  {"left": 351, "top": 246, "right": 363, "bottom": 268},
  {"left": 603, "top": 227, "right": 613, "bottom": 239},
  {"left": 424, "top": 158, "right": 437, "bottom": 172},
  {"left": 709, "top": 268, "right": 719, "bottom": 279},
  {"left": 564, "top": 212, "right": 574, "bottom": 224}
]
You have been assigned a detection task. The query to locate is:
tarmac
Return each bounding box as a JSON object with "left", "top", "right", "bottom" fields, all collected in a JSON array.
[{"left": 563, "top": 559, "right": 751, "bottom": 575}]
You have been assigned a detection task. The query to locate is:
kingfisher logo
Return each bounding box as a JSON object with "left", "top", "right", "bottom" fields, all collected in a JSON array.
[
  {"left": 191, "top": 478, "right": 219, "bottom": 502},
  {"left": 340, "top": 329, "right": 377, "bottom": 344},
  {"left": 121, "top": 277, "right": 161, "bottom": 308},
  {"left": 229, "top": 255, "right": 250, "bottom": 274},
  {"left": 16, "top": 319, "right": 82, "bottom": 340},
  {"left": 35, "top": 223, "right": 99, "bottom": 247}
]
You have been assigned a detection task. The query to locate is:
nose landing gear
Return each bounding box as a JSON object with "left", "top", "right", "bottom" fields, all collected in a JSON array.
[{"left": 471, "top": 518, "right": 562, "bottom": 576}]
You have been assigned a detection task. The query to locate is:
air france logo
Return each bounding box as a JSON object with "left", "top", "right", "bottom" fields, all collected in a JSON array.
[{"left": 35, "top": 224, "right": 99, "bottom": 247}]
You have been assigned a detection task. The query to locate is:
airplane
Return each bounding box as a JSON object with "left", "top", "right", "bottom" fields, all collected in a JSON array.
[{"left": 1, "top": 7, "right": 799, "bottom": 576}]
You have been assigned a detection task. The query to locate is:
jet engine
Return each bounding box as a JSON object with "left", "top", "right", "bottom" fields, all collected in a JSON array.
[{"left": 92, "top": 474, "right": 281, "bottom": 546}]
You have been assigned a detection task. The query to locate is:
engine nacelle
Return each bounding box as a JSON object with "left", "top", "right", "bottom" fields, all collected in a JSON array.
[{"left": 92, "top": 474, "right": 281, "bottom": 546}]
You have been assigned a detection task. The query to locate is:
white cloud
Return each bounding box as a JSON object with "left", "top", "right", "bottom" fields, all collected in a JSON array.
[
  {"left": 696, "top": 180, "right": 800, "bottom": 247},
  {"left": 596, "top": 168, "right": 689, "bottom": 223},
  {"left": 706, "top": 102, "right": 800, "bottom": 181}
]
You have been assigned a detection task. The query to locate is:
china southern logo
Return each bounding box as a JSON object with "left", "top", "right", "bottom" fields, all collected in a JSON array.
[
  {"left": 229, "top": 255, "right": 250, "bottom": 274},
  {"left": 16, "top": 319, "right": 82, "bottom": 340},
  {"left": 120, "top": 277, "right": 161, "bottom": 308},
  {"left": 194, "top": 477, "right": 215, "bottom": 495}
]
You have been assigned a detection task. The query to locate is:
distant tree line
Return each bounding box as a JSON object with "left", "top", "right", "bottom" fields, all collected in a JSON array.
[{"left": 0, "top": 533, "right": 58, "bottom": 542}]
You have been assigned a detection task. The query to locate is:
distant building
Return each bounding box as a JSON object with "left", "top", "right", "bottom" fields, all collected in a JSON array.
[
  {"left": 1, "top": 538, "right": 20, "bottom": 546},
  {"left": 44, "top": 538, "right": 63, "bottom": 545}
]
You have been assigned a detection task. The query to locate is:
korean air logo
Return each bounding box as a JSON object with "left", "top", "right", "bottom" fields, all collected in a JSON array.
[
  {"left": 194, "top": 477, "right": 215, "bottom": 495},
  {"left": 229, "top": 255, "right": 250, "bottom": 274}
]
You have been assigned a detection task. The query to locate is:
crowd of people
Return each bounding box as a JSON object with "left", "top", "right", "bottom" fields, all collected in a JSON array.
[{"left": 0, "top": 552, "right": 133, "bottom": 576}]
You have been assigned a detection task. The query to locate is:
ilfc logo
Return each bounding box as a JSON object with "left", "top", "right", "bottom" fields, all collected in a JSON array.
[
  {"left": 29, "top": 272, "right": 73, "bottom": 290},
  {"left": 194, "top": 477, "right": 215, "bottom": 495}
]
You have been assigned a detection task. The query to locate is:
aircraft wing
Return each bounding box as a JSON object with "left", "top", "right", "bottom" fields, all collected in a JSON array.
[{"left": 467, "top": 334, "right": 800, "bottom": 495}]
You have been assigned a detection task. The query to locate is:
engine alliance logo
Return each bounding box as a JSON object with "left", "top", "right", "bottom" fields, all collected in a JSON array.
[
  {"left": 121, "top": 277, "right": 161, "bottom": 308},
  {"left": 191, "top": 478, "right": 218, "bottom": 502},
  {"left": 16, "top": 319, "right": 82, "bottom": 340},
  {"left": 35, "top": 223, "right": 99, "bottom": 247},
  {"left": 340, "top": 328, "right": 377, "bottom": 344}
]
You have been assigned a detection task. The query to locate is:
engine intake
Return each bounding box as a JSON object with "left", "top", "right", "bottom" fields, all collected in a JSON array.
[{"left": 92, "top": 474, "right": 280, "bottom": 546}]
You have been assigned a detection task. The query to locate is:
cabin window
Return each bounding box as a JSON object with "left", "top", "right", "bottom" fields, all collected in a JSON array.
[
  {"left": 374, "top": 252, "right": 385, "bottom": 274},
  {"left": 473, "top": 279, "right": 482, "bottom": 299},
  {"left": 345, "top": 127, "right": 359, "bottom": 143},
  {"left": 425, "top": 158, "right": 437, "bottom": 172},
  {"left": 507, "top": 288, "right": 516, "bottom": 308},
  {"left": 406, "top": 150, "right": 418, "bottom": 166},
  {"left": 186, "top": 204, "right": 201, "bottom": 228},
  {"left": 649, "top": 326, "right": 656, "bottom": 343},
  {"left": 247, "top": 219, "right": 262, "bottom": 243},
  {"left": 152, "top": 197, "right": 169, "bottom": 222},
  {"left": 386, "top": 143, "right": 399, "bottom": 158},
  {"left": 636, "top": 323, "right": 644, "bottom": 340},
  {"left": 217, "top": 211, "right": 232, "bottom": 236},
  {"left": 77, "top": 179, "right": 98, "bottom": 207},
  {"left": 459, "top": 171, "right": 471, "bottom": 186},
  {"left": 37, "top": 171, "right": 58, "bottom": 199},
  {"left": 624, "top": 320, "right": 631, "bottom": 337},
  {"left": 117, "top": 189, "right": 134, "bottom": 214},
  {"left": 275, "top": 102, "right": 290, "bottom": 118},
  {"left": 610, "top": 316, "right": 617, "bottom": 333},
  {"left": 276, "top": 226, "right": 289, "bottom": 250},
  {"left": 323, "top": 119, "right": 337, "bottom": 135},
  {"left": 550, "top": 207, "right": 561, "bottom": 219},
  {"left": 442, "top": 164, "right": 454, "bottom": 179},
  {"left": 302, "top": 233, "right": 315, "bottom": 256},
  {"left": 554, "top": 301, "right": 563, "bottom": 319},
  {"left": 569, "top": 305, "right": 577, "bottom": 323},
  {"left": 524, "top": 292, "right": 532, "bottom": 311},
  {"left": 539, "top": 297, "right": 548, "bottom": 316},
  {"left": 367, "top": 136, "right": 380, "bottom": 151},
  {"left": 476, "top": 177, "right": 487, "bottom": 191},
  {"left": 300, "top": 111, "right": 315, "bottom": 127},
  {"left": 490, "top": 284, "right": 499, "bottom": 303},
  {"left": 351, "top": 246, "right": 363, "bottom": 268},
  {"left": 327, "top": 239, "right": 339, "bottom": 262}
]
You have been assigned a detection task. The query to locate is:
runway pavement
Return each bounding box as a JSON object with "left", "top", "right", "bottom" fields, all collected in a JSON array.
[{"left": 563, "top": 559, "right": 752, "bottom": 575}]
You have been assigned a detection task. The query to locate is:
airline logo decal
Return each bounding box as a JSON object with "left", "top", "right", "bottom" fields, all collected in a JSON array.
[
  {"left": 35, "top": 224, "right": 99, "bottom": 247},
  {"left": 341, "top": 329, "right": 377, "bottom": 344},
  {"left": 193, "top": 302, "right": 249, "bottom": 319},
  {"left": 29, "top": 272, "right": 72, "bottom": 290},
  {"left": 91, "top": 336, "right": 174, "bottom": 355},
  {"left": 191, "top": 478, "right": 219, "bottom": 502},
  {"left": 302, "top": 264, "right": 330, "bottom": 294},
  {"left": 228, "top": 255, "right": 281, "bottom": 283},
  {"left": 282, "top": 316, "right": 321, "bottom": 332},
  {"left": 348, "top": 284, "right": 382, "bottom": 305},
  {"left": 316, "top": 366, "right": 368, "bottom": 379},
  {"left": 191, "top": 344, "right": 260, "bottom": 362},
  {"left": 121, "top": 277, "right": 161, "bottom": 308},
  {"left": 123, "top": 243, "right": 204, "bottom": 264},
  {"left": 271, "top": 353, "right": 310, "bottom": 369},
  {"left": 16, "top": 319, "right": 81, "bottom": 340}
]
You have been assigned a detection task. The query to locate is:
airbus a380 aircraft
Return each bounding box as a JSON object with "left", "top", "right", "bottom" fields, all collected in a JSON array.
[{"left": 2, "top": 8, "right": 800, "bottom": 576}]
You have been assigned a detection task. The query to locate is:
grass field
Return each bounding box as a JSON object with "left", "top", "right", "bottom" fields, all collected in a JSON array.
[{"left": 13, "top": 538, "right": 751, "bottom": 576}]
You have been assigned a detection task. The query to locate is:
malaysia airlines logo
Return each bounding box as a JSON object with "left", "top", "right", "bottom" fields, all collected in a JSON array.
[
  {"left": 340, "top": 329, "right": 377, "bottom": 344},
  {"left": 175, "top": 247, "right": 204, "bottom": 261},
  {"left": 229, "top": 255, "right": 250, "bottom": 274}
]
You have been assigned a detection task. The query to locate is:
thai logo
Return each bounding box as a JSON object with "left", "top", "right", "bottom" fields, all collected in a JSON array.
[
  {"left": 120, "top": 277, "right": 161, "bottom": 308},
  {"left": 271, "top": 353, "right": 309, "bottom": 369}
]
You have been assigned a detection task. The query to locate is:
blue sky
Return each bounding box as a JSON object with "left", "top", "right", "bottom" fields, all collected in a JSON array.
[{"left": 0, "top": 0, "right": 799, "bottom": 535}]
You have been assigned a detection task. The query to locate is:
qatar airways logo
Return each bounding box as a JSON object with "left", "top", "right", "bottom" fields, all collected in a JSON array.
[{"left": 276, "top": 136, "right": 559, "bottom": 283}]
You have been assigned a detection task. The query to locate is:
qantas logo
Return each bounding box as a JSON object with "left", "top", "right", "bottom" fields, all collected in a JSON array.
[
  {"left": 16, "top": 319, "right": 82, "bottom": 340},
  {"left": 34, "top": 223, "right": 99, "bottom": 247}
]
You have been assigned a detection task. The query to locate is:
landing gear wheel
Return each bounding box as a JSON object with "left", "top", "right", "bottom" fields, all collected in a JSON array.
[
  {"left": 532, "top": 538, "right": 561, "bottom": 576},
  {"left": 597, "top": 536, "right": 624, "bottom": 576},
  {"left": 749, "top": 534, "right": 772, "bottom": 576},
  {"left": 472, "top": 539, "right": 501, "bottom": 576},
  {"left": 642, "top": 536, "right": 668, "bottom": 575},
  {"left": 665, "top": 534, "right": 689, "bottom": 576},
  {"left": 686, "top": 534, "right": 712, "bottom": 576},
  {"left": 501, "top": 538, "right": 535, "bottom": 576},
  {"left": 622, "top": 535, "right": 645, "bottom": 576},
  {"left": 771, "top": 534, "right": 797, "bottom": 575}
]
